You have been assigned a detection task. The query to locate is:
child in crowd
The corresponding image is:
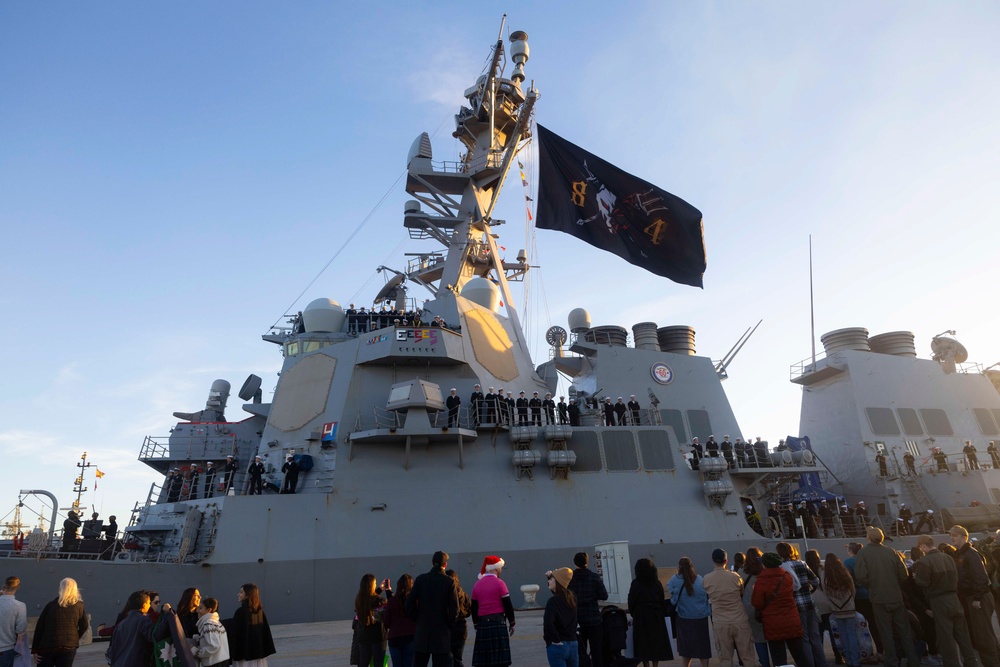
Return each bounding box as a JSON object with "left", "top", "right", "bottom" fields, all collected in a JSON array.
[{"left": 191, "top": 597, "right": 231, "bottom": 666}]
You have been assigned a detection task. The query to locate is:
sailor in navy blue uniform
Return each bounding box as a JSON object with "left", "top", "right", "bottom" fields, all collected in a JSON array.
[
  {"left": 446, "top": 388, "right": 461, "bottom": 428},
  {"left": 247, "top": 456, "right": 266, "bottom": 495}
]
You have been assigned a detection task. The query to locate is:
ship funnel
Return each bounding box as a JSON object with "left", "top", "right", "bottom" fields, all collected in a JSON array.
[
  {"left": 869, "top": 331, "right": 917, "bottom": 357},
  {"left": 632, "top": 322, "right": 661, "bottom": 351},
  {"left": 820, "top": 327, "right": 870, "bottom": 355},
  {"left": 509, "top": 31, "right": 529, "bottom": 83},
  {"left": 584, "top": 325, "right": 628, "bottom": 347},
  {"left": 657, "top": 326, "right": 696, "bottom": 355}
]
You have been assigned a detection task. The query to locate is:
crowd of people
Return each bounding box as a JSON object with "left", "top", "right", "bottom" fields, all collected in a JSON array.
[
  {"left": 463, "top": 386, "right": 653, "bottom": 429},
  {"left": 0, "top": 576, "right": 274, "bottom": 667},
  {"left": 757, "top": 499, "right": 939, "bottom": 541},
  {"left": 631, "top": 524, "right": 1000, "bottom": 667}
]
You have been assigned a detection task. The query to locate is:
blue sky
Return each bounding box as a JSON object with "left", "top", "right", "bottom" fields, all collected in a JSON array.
[{"left": 2, "top": 1, "right": 999, "bottom": 529}]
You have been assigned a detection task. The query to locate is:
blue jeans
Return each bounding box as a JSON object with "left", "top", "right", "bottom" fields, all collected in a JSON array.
[
  {"left": 0, "top": 648, "right": 15, "bottom": 667},
  {"left": 831, "top": 615, "right": 861, "bottom": 667},
  {"left": 546, "top": 641, "right": 579, "bottom": 667},
  {"left": 754, "top": 641, "right": 771, "bottom": 667},
  {"left": 389, "top": 640, "right": 415, "bottom": 667}
]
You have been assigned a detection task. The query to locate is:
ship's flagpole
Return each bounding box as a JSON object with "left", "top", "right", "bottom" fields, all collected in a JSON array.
[{"left": 809, "top": 235, "right": 816, "bottom": 366}]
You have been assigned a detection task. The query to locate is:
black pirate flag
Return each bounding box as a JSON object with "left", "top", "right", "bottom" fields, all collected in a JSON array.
[{"left": 535, "top": 124, "right": 706, "bottom": 288}]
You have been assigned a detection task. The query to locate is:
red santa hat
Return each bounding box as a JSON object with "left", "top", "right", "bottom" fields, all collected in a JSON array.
[{"left": 479, "top": 555, "right": 505, "bottom": 578}]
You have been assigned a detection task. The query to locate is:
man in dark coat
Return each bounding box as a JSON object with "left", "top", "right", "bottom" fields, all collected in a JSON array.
[
  {"left": 875, "top": 451, "right": 888, "bottom": 477},
  {"left": 446, "top": 388, "right": 461, "bottom": 428},
  {"left": 542, "top": 393, "right": 556, "bottom": 425},
  {"left": 567, "top": 399, "right": 580, "bottom": 427},
  {"left": 903, "top": 451, "right": 917, "bottom": 476},
  {"left": 613, "top": 398, "right": 627, "bottom": 426},
  {"left": 529, "top": 391, "right": 542, "bottom": 426},
  {"left": 247, "top": 456, "right": 265, "bottom": 495},
  {"left": 568, "top": 552, "right": 608, "bottom": 667},
  {"left": 964, "top": 441, "right": 981, "bottom": 470},
  {"left": 223, "top": 455, "right": 238, "bottom": 495},
  {"left": 933, "top": 448, "right": 949, "bottom": 472},
  {"left": 627, "top": 395, "right": 641, "bottom": 426},
  {"left": 470, "top": 385, "right": 484, "bottom": 425},
  {"left": 407, "top": 550, "right": 459, "bottom": 667},
  {"left": 515, "top": 392, "right": 529, "bottom": 425},
  {"left": 168, "top": 469, "right": 184, "bottom": 502},
  {"left": 187, "top": 466, "right": 200, "bottom": 500},
  {"left": 204, "top": 461, "right": 217, "bottom": 498},
  {"left": 950, "top": 525, "right": 999, "bottom": 667},
  {"left": 817, "top": 500, "right": 835, "bottom": 537},
  {"left": 603, "top": 398, "right": 615, "bottom": 427},
  {"left": 557, "top": 396, "right": 569, "bottom": 425},
  {"left": 483, "top": 388, "right": 498, "bottom": 424},
  {"left": 990, "top": 441, "right": 1000, "bottom": 469},
  {"left": 281, "top": 455, "right": 299, "bottom": 494}
]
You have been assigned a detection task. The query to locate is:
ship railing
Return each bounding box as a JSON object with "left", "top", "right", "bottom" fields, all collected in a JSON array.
[
  {"left": 371, "top": 406, "right": 404, "bottom": 430},
  {"left": 139, "top": 435, "right": 238, "bottom": 463},
  {"left": 406, "top": 253, "right": 445, "bottom": 274},
  {"left": 789, "top": 356, "right": 822, "bottom": 381}
]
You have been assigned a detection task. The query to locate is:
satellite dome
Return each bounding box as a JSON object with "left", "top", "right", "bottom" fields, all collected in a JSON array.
[
  {"left": 461, "top": 277, "right": 500, "bottom": 312},
  {"left": 568, "top": 308, "right": 591, "bottom": 333},
  {"left": 302, "top": 298, "right": 345, "bottom": 333}
]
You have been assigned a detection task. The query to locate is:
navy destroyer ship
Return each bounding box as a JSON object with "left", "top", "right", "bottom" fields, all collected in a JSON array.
[{"left": 6, "top": 23, "right": 1000, "bottom": 626}]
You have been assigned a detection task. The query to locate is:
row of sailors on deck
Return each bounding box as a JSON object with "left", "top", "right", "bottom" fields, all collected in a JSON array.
[
  {"left": 457, "top": 386, "right": 649, "bottom": 428},
  {"left": 689, "top": 435, "right": 774, "bottom": 469},
  {"left": 345, "top": 304, "right": 449, "bottom": 332}
]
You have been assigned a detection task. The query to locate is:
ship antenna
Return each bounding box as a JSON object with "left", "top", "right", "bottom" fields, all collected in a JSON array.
[{"left": 809, "top": 234, "right": 816, "bottom": 366}]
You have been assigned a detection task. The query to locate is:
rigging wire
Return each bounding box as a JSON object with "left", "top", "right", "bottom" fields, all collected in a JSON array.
[{"left": 270, "top": 111, "right": 457, "bottom": 329}]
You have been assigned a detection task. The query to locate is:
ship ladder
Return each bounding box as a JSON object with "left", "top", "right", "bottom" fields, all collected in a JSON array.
[{"left": 901, "top": 474, "right": 936, "bottom": 515}]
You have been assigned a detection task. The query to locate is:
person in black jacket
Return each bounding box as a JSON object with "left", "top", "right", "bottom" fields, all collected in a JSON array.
[
  {"left": 31, "top": 577, "right": 88, "bottom": 666},
  {"left": 446, "top": 569, "right": 472, "bottom": 667},
  {"left": 470, "top": 385, "right": 484, "bottom": 425},
  {"left": 406, "top": 551, "right": 459, "bottom": 667},
  {"left": 106, "top": 591, "right": 171, "bottom": 667},
  {"left": 950, "top": 525, "right": 999, "bottom": 667},
  {"left": 176, "top": 588, "right": 201, "bottom": 638},
  {"left": 515, "top": 392, "right": 529, "bottom": 426},
  {"left": 542, "top": 393, "right": 556, "bottom": 425},
  {"left": 603, "top": 398, "right": 615, "bottom": 427},
  {"left": 543, "top": 568, "right": 578, "bottom": 666},
  {"left": 446, "top": 388, "right": 461, "bottom": 428},
  {"left": 613, "top": 398, "right": 627, "bottom": 426},
  {"left": 247, "top": 457, "right": 265, "bottom": 496},
  {"left": 529, "top": 392, "right": 542, "bottom": 426},
  {"left": 223, "top": 455, "right": 239, "bottom": 495},
  {"left": 567, "top": 552, "right": 608, "bottom": 667},
  {"left": 281, "top": 455, "right": 299, "bottom": 494},
  {"left": 566, "top": 399, "right": 580, "bottom": 427},
  {"left": 627, "top": 395, "right": 641, "bottom": 426},
  {"left": 203, "top": 461, "right": 217, "bottom": 498},
  {"left": 557, "top": 397, "right": 569, "bottom": 425},
  {"left": 229, "top": 583, "right": 276, "bottom": 665}
]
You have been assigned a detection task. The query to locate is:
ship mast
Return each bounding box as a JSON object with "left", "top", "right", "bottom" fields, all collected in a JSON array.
[{"left": 402, "top": 22, "right": 537, "bottom": 355}]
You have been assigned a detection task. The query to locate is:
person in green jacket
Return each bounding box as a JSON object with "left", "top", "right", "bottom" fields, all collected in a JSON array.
[
  {"left": 854, "top": 526, "right": 921, "bottom": 667},
  {"left": 913, "top": 535, "right": 981, "bottom": 667}
]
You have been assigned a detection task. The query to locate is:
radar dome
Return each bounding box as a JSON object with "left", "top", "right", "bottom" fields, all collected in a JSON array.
[
  {"left": 302, "top": 298, "right": 345, "bottom": 333},
  {"left": 568, "top": 308, "right": 591, "bottom": 333},
  {"left": 461, "top": 277, "right": 500, "bottom": 312}
]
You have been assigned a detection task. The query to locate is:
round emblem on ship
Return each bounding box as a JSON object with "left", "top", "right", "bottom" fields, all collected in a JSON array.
[{"left": 651, "top": 362, "right": 673, "bottom": 385}]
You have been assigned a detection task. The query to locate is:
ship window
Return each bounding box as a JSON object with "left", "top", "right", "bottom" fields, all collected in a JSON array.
[
  {"left": 919, "top": 409, "right": 953, "bottom": 436},
  {"left": 991, "top": 488, "right": 1000, "bottom": 504},
  {"left": 285, "top": 341, "right": 300, "bottom": 357},
  {"left": 571, "top": 431, "right": 602, "bottom": 472},
  {"left": 865, "top": 408, "right": 899, "bottom": 436},
  {"left": 686, "top": 410, "right": 712, "bottom": 442},
  {"left": 602, "top": 431, "right": 639, "bottom": 471},
  {"left": 974, "top": 408, "right": 1000, "bottom": 436},
  {"left": 638, "top": 431, "right": 674, "bottom": 470},
  {"left": 993, "top": 410, "right": 1000, "bottom": 434},
  {"left": 304, "top": 340, "right": 323, "bottom": 352},
  {"left": 659, "top": 410, "right": 687, "bottom": 443},
  {"left": 896, "top": 408, "right": 924, "bottom": 436}
]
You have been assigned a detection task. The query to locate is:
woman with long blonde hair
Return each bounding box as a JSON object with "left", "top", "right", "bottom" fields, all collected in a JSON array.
[{"left": 31, "top": 578, "right": 88, "bottom": 666}]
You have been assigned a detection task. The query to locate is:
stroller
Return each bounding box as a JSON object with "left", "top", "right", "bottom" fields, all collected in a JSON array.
[{"left": 601, "top": 605, "right": 640, "bottom": 667}]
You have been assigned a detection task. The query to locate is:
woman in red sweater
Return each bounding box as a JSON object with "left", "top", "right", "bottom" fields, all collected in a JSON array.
[{"left": 751, "top": 552, "right": 810, "bottom": 666}]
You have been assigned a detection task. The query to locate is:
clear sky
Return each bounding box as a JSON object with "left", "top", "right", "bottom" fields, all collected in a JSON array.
[{"left": 2, "top": 2, "right": 998, "bottom": 531}]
